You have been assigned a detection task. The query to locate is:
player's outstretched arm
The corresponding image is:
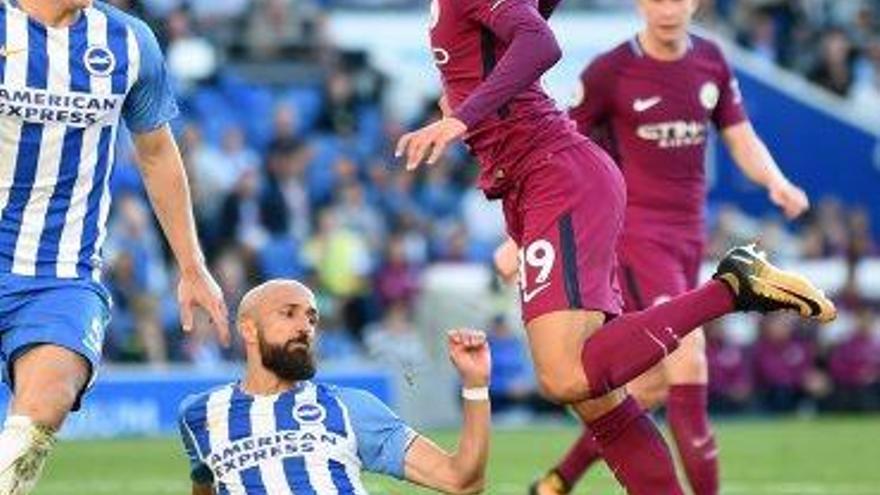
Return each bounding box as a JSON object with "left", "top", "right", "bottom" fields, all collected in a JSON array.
[
  {"left": 721, "top": 122, "right": 809, "bottom": 219},
  {"left": 403, "top": 329, "right": 492, "bottom": 494},
  {"left": 133, "top": 125, "right": 230, "bottom": 345},
  {"left": 396, "top": 1, "right": 561, "bottom": 170}
]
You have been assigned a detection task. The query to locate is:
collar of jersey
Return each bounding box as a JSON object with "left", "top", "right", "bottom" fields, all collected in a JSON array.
[{"left": 235, "top": 380, "right": 310, "bottom": 399}]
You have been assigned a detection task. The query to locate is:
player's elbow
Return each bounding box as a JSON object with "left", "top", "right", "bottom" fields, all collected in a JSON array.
[
  {"left": 545, "top": 37, "right": 562, "bottom": 67},
  {"left": 448, "top": 474, "right": 486, "bottom": 494},
  {"left": 536, "top": 31, "right": 562, "bottom": 70}
]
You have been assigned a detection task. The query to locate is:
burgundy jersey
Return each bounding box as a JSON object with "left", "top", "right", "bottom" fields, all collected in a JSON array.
[
  {"left": 429, "top": 0, "right": 583, "bottom": 197},
  {"left": 569, "top": 36, "right": 747, "bottom": 241}
]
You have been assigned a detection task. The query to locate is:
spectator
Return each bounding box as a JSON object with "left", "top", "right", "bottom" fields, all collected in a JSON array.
[
  {"left": 826, "top": 307, "right": 880, "bottom": 411},
  {"left": 244, "top": 0, "right": 323, "bottom": 58},
  {"left": 808, "top": 28, "right": 856, "bottom": 97},
  {"left": 104, "top": 195, "right": 168, "bottom": 364},
  {"left": 315, "top": 304, "right": 362, "bottom": 362},
  {"left": 753, "top": 314, "right": 829, "bottom": 413},
  {"left": 333, "top": 181, "right": 388, "bottom": 250},
  {"left": 374, "top": 233, "right": 422, "bottom": 309},
  {"left": 164, "top": 9, "right": 218, "bottom": 89},
  {"left": 364, "top": 302, "right": 428, "bottom": 383},
  {"left": 302, "top": 208, "right": 374, "bottom": 336},
  {"left": 262, "top": 145, "right": 313, "bottom": 238},
  {"left": 706, "top": 320, "right": 754, "bottom": 414},
  {"left": 218, "top": 167, "right": 271, "bottom": 255},
  {"left": 852, "top": 37, "right": 880, "bottom": 117}
]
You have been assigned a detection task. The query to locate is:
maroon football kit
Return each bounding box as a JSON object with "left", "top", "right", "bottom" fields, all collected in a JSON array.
[
  {"left": 430, "top": 0, "right": 624, "bottom": 322},
  {"left": 570, "top": 35, "right": 747, "bottom": 310}
]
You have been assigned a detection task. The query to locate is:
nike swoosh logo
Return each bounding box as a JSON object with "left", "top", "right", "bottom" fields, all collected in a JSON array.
[
  {"left": 633, "top": 96, "right": 662, "bottom": 112},
  {"left": 764, "top": 280, "right": 822, "bottom": 316},
  {"left": 691, "top": 434, "right": 714, "bottom": 449},
  {"left": 0, "top": 45, "right": 26, "bottom": 58},
  {"left": 523, "top": 283, "right": 551, "bottom": 303}
]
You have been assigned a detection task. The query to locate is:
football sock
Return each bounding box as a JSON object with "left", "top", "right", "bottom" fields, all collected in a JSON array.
[
  {"left": 668, "top": 384, "right": 719, "bottom": 495},
  {"left": 0, "top": 416, "right": 56, "bottom": 495},
  {"left": 587, "top": 396, "right": 683, "bottom": 494},
  {"left": 555, "top": 428, "right": 602, "bottom": 488},
  {"left": 581, "top": 280, "right": 734, "bottom": 398}
]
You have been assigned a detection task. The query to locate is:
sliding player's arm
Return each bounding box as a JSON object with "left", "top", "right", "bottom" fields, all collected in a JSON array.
[
  {"left": 397, "top": 0, "right": 561, "bottom": 169},
  {"left": 344, "top": 330, "right": 491, "bottom": 494},
  {"left": 403, "top": 329, "right": 492, "bottom": 494},
  {"left": 721, "top": 122, "right": 809, "bottom": 219}
]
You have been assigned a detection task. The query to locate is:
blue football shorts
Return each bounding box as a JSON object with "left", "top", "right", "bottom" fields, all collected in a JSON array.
[{"left": 0, "top": 274, "right": 111, "bottom": 411}]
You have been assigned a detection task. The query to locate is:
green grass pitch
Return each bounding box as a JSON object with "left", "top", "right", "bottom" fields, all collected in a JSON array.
[{"left": 33, "top": 417, "right": 880, "bottom": 494}]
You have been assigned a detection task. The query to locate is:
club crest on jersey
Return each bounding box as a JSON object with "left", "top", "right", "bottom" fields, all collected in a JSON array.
[
  {"left": 294, "top": 403, "right": 326, "bottom": 424},
  {"left": 699, "top": 81, "right": 720, "bottom": 110},
  {"left": 84, "top": 46, "right": 116, "bottom": 77},
  {"left": 429, "top": 0, "right": 440, "bottom": 29}
]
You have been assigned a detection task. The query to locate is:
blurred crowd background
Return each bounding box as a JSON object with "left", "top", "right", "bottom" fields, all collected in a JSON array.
[{"left": 100, "top": 0, "right": 879, "bottom": 417}]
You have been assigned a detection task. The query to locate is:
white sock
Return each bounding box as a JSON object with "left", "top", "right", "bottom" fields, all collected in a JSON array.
[{"left": 0, "top": 416, "right": 56, "bottom": 495}]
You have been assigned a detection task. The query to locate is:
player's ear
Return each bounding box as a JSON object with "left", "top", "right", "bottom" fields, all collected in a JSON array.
[{"left": 239, "top": 318, "right": 258, "bottom": 345}]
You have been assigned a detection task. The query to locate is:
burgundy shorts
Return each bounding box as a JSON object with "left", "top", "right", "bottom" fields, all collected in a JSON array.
[
  {"left": 502, "top": 142, "right": 626, "bottom": 324},
  {"left": 617, "top": 234, "right": 704, "bottom": 311}
]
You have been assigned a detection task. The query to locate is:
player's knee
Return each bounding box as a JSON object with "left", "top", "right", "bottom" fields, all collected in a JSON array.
[
  {"left": 14, "top": 379, "right": 80, "bottom": 429},
  {"left": 536, "top": 371, "right": 586, "bottom": 404},
  {"left": 13, "top": 361, "right": 88, "bottom": 429}
]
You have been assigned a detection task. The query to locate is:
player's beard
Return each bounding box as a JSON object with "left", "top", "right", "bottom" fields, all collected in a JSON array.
[{"left": 257, "top": 331, "right": 316, "bottom": 382}]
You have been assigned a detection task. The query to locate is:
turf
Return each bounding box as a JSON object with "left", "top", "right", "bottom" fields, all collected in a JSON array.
[{"left": 33, "top": 416, "right": 880, "bottom": 494}]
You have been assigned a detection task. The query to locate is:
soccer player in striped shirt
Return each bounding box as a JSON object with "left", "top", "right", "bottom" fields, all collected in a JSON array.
[
  {"left": 0, "top": 1, "right": 228, "bottom": 493},
  {"left": 179, "top": 280, "right": 492, "bottom": 495}
]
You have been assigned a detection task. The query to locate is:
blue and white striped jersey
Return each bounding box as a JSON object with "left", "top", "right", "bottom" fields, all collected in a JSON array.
[
  {"left": 0, "top": 0, "right": 177, "bottom": 281},
  {"left": 179, "top": 381, "right": 418, "bottom": 494}
]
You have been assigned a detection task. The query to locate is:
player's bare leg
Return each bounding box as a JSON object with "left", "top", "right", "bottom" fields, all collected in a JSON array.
[
  {"left": 525, "top": 309, "right": 686, "bottom": 494},
  {"left": 529, "top": 362, "right": 668, "bottom": 495},
  {"left": 0, "top": 345, "right": 90, "bottom": 495}
]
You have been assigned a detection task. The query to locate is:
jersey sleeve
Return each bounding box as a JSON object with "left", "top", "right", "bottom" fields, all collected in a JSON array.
[
  {"left": 461, "top": 0, "right": 537, "bottom": 33},
  {"left": 178, "top": 395, "right": 214, "bottom": 485},
  {"left": 452, "top": 0, "right": 561, "bottom": 128},
  {"left": 339, "top": 388, "right": 418, "bottom": 479},
  {"left": 122, "top": 18, "right": 179, "bottom": 134},
  {"left": 568, "top": 57, "right": 614, "bottom": 135},
  {"left": 711, "top": 46, "right": 748, "bottom": 130}
]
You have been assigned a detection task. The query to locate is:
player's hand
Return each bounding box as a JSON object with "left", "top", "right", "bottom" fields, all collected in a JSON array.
[
  {"left": 178, "top": 264, "right": 231, "bottom": 346},
  {"left": 768, "top": 179, "right": 809, "bottom": 219},
  {"left": 447, "top": 329, "right": 491, "bottom": 388},
  {"left": 493, "top": 238, "right": 519, "bottom": 286},
  {"left": 395, "top": 117, "right": 467, "bottom": 171}
]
